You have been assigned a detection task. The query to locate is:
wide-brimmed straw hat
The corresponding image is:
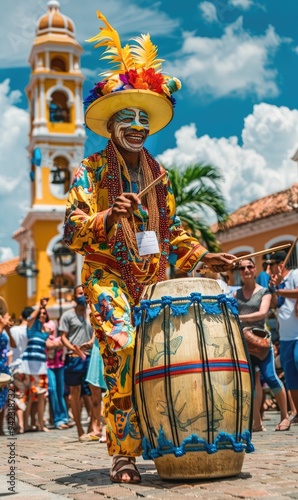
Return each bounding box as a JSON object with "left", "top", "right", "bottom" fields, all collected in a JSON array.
[
  {"left": 84, "top": 10, "right": 181, "bottom": 138},
  {"left": 86, "top": 89, "right": 174, "bottom": 138}
]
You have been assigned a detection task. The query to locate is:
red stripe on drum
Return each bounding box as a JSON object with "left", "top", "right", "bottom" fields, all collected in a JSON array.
[{"left": 135, "top": 359, "right": 250, "bottom": 384}]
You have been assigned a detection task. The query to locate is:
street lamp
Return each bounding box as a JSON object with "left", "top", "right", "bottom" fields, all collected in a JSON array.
[
  {"left": 16, "top": 259, "right": 39, "bottom": 278},
  {"left": 51, "top": 241, "right": 75, "bottom": 319}
]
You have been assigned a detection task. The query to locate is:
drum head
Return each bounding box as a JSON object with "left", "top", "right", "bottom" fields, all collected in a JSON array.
[{"left": 0, "top": 373, "right": 11, "bottom": 388}]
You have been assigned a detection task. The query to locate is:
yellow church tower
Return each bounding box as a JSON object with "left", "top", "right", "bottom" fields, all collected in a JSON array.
[{"left": 13, "top": 0, "right": 86, "bottom": 319}]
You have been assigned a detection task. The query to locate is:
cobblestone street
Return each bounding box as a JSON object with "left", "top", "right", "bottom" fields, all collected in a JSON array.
[{"left": 1, "top": 410, "right": 298, "bottom": 499}]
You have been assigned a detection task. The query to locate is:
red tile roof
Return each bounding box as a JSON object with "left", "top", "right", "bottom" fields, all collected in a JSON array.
[
  {"left": 0, "top": 257, "right": 20, "bottom": 277},
  {"left": 214, "top": 183, "right": 298, "bottom": 232}
]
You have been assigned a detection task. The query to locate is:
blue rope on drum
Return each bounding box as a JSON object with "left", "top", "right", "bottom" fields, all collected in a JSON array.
[
  {"left": 142, "top": 428, "right": 254, "bottom": 460},
  {"left": 134, "top": 293, "right": 239, "bottom": 326}
]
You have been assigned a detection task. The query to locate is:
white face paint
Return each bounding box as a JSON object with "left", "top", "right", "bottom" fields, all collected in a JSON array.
[{"left": 110, "top": 108, "right": 150, "bottom": 152}]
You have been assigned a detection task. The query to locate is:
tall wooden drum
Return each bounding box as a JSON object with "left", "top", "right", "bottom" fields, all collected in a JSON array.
[{"left": 134, "top": 278, "right": 254, "bottom": 480}]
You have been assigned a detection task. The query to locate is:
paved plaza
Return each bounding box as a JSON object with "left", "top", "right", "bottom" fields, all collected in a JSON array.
[{"left": 1, "top": 410, "right": 298, "bottom": 500}]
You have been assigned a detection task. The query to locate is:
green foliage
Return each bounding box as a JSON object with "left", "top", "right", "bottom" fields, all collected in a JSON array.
[{"left": 167, "top": 163, "right": 229, "bottom": 252}]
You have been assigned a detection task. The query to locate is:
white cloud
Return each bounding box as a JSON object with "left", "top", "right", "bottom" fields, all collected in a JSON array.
[
  {"left": 242, "top": 103, "right": 298, "bottom": 166},
  {"left": 0, "top": 0, "right": 179, "bottom": 68},
  {"left": 229, "top": 0, "right": 253, "bottom": 10},
  {"left": 0, "top": 79, "right": 30, "bottom": 260},
  {"left": 0, "top": 247, "right": 14, "bottom": 263},
  {"left": 157, "top": 103, "right": 298, "bottom": 217},
  {"left": 199, "top": 2, "right": 218, "bottom": 23},
  {"left": 80, "top": 67, "right": 99, "bottom": 81},
  {"left": 165, "top": 17, "right": 282, "bottom": 100}
]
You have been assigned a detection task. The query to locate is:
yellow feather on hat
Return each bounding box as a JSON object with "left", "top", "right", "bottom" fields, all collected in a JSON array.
[
  {"left": 130, "top": 34, "right": 164, "bottom": 72},
  {"left": 87, "top": 11, "right": 166, "bottom": 77},
  {"left": 84, "top": 8, "right": 181, "bottom": 138},
  {"left": 87, "top": 10, "right": 134, "bottom": 75}
]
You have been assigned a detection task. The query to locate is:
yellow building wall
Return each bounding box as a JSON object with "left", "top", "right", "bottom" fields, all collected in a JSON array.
[
  {"left": 48, "top": 121, "right": 75, "bottom": 134},
  {"left": 32, "top": 220, "right": 62, "bottom": 305},
  {"left": 0, "top": 276, "right": 27, "bottom": 320},
  {"left": 32, "top": 168, "right": 68, "bottom": 206}
]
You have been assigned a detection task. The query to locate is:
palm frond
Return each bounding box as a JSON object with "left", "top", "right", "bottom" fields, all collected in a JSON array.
[
  {"left": 167, "top": 162, "right": 229, "bottom": 250},
  {"left": 179, "top": 213, "right": 221, "bottom": 251}
]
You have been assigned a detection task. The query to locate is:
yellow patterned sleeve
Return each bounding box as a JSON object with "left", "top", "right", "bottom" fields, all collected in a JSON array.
[{"left": 63, "top": 158, "right": 113, "bottom": 253}]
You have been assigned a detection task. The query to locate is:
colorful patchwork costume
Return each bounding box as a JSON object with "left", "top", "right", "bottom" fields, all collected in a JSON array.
[
  {"left": 64, "top": 145, "right": 208, "bottom": 456},
  {"left": 63, "top": 9, "right": 210, "bottom": 459}
]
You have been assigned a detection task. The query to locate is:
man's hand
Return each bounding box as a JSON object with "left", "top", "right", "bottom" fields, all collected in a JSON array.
[
  {"left": 80, "top": 341, "right": 93, "bottom": 352},
  {"left": 107, "top": 193, "right": 141, "bottom": 226},
  {"left": 269, "top": 273, "right": 283, "bottom": 288},
  {"left": 201, "top": 252, "right": 237, "bottom": 273},
  {"left": 73, "top": 344, "right": 87, "bottom": 360}
]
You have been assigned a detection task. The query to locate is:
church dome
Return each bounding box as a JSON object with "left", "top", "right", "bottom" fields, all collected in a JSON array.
[{"left": 37, "top": 0, "right": 75, "bottom": 38}]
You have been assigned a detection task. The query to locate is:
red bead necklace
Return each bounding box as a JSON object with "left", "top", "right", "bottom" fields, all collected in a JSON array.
[{"left": 106, "top": 141, "right": 170, "bottom": 304}]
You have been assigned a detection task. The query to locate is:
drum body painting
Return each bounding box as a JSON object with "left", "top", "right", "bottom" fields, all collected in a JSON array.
[{"left": 134, "top": 278, "right": 254, "bottom": 480}]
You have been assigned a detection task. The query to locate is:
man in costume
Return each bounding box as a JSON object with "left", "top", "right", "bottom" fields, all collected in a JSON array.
[{"left": 63, "top": 10, "right": 236, "bottom": 483}]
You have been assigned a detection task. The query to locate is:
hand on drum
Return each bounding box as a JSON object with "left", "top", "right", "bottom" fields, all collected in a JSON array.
[{"left": 201, "top": 252, "right": 237, "bottom": 273}]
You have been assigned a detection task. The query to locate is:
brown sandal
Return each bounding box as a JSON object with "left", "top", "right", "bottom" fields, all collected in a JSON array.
[
  {"left": 110, "top": 455, "right": 141, "bottom": 484},
  {"left": 275, "top": 419, "right": 291, "bottom": 431}
]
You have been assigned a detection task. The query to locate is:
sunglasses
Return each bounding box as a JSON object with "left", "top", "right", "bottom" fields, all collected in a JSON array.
[{"left": 238, "top": 265, "right": 255, "bottom": 271}]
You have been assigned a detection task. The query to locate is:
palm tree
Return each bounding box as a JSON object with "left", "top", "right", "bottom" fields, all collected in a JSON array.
[{"left": 167, "top": 163, "right": 229, "bottom": 253}]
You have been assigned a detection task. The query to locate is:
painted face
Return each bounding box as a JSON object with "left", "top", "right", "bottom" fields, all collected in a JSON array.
[{"left": 109, "top": 108, "right": 150, "bottom": 152}]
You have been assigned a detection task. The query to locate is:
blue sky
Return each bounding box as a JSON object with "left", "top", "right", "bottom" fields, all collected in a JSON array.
[{"left": 0, "top": 0, "right": 298, "bottom": 260}]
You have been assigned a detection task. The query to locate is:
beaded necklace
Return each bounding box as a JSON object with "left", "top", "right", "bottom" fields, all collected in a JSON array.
[{"left": 106, "top": 140, "right": 170, "bottom": 304}]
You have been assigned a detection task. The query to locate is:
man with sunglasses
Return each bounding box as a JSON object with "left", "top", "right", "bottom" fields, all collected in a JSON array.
[{"left": 268, "top": 251, "right": 298, "bottom": 421}]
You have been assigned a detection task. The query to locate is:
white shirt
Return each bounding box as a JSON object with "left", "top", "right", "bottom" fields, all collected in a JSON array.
[
  {"left": 278, "top": 269, "right": 298, "bottom": 341},
  {"left": 9, "top": 324, "right": 28, "bottom": 370}
]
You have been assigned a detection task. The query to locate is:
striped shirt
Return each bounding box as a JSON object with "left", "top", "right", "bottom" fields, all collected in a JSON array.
[{"left": 20, "top": 320, "right": 49, "bottom": 375}]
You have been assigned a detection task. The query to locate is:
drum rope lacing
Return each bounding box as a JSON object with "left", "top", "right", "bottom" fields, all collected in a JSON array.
[{"left": 134, "top": 293, "right": 239, "bottom": 326}]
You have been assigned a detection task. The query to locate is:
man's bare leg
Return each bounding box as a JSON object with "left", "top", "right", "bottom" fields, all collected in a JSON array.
[{"left": 69, "top": 385, "right": 84, "bottom": 437}]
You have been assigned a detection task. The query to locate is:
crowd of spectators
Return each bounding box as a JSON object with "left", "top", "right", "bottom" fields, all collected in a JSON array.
[{"left": 0, "top": 286, "right": 106, "bottom": 442}]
